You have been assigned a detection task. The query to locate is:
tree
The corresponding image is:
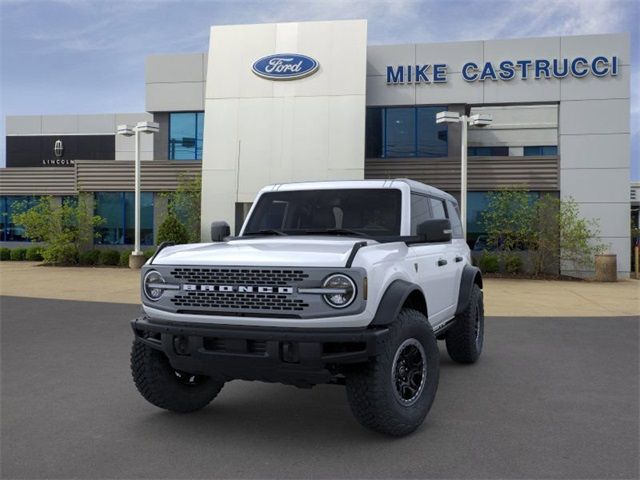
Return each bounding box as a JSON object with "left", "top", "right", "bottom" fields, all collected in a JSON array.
[
  {"left": 12, "top": 196, "right": 104, "bottom": 265},
  {"left": 480, "top": 187, "right": 535, "bottom": 252},
  {"left": 157, "top": 213, "right": 189, "bottom": 245},
  {"left": 163, "top": 173, "right": 201, "bottom": 243}
]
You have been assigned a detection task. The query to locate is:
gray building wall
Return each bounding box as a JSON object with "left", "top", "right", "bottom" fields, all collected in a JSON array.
[{"left": 145, "top": 53, "right": 207, "bottom": 112}]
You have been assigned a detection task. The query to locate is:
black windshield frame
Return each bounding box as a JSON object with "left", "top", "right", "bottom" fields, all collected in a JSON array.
[{"left": 242, "top": 189, "right": 402, "bottom": 239}]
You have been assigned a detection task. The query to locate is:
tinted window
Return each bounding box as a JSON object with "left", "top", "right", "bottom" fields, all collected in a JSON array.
[
  {"left": 468, "top": 146, "right": 509, "bottom": 156},
  {"left": 169, "top": 112, "right": 204, "bottom": 160},
  {"left": 244, "top": 189, "right": 402, "bottom": 238},
  {"left": 410, "top": 194, "right": 432, "bottom": 234},
  {"left": 524, "top": 145, "right": 558, "bottom": 156},
  {"left": 365, "top": 106, "right": 449, "bottom": 159},
  {"left": 95, "top": 192, "right": 154, "bottom": 245},
  {"left": 429, "top": 198, "right": 447, "bottom": 220},
  {"left": 385, "top": 108, "right": 415, "bottom": 157},
  {"left": 446, "top": 200, "right": 463, "bottom": 238}
]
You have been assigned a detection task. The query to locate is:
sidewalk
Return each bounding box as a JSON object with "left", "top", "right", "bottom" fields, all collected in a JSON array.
[{"left": 0, "top": 262, "right": 638, "bottom": 317}]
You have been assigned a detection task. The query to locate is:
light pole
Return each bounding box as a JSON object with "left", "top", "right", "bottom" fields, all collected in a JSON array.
[
  {"left": 116, "top": 121, "right": 159, "bottom": 268},
  {"left": 436, "top": 111, "right": 492, "bottom": 239}
]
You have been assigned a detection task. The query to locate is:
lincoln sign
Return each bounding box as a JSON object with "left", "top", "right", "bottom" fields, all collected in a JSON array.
[{"left": 386, "top": 55, "right": 620, "bottom": 84}]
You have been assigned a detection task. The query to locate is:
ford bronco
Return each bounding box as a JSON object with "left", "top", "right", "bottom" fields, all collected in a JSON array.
[{"left": 130, "top": 179, "right": 484, "bottom": 436}]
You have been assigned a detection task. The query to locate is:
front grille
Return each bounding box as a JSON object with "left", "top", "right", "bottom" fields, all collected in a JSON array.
[
  {"left": 171, "top": 291, "right": 309, "bottom": 312},
  {"left": 170, "top": 267, "right": 309, "bottom": 286}
]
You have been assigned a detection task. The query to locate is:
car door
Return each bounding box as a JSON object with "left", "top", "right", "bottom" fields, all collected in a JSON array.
[
  {"left": 408, "top": 194, "right": 457, "bottom": 325},
  {"left": 445, "top": 199, "right": 467, "bottom": 307}
]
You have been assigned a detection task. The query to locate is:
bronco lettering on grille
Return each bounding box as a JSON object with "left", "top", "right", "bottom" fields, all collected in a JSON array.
[{"left": 182, "top": 284, "right": 294, "bottom": 294}]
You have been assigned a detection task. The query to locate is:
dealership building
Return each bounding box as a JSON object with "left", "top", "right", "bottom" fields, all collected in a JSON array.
[{"left": 0, "top": 20, "right": 633, "bottom": 277}]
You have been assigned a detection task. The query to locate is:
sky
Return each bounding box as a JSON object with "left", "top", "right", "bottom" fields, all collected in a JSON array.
[{"left": 1, "top": 0, "right": 638, "bottom": 178}]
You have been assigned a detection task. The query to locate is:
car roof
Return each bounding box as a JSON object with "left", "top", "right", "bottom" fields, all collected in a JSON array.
[{"left": 262, "top": 179, "right": 457, "bottom": 204}]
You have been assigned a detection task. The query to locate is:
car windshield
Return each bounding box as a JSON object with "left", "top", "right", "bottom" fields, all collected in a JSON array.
[{"left": 243, "top": 189, "right": 402, "bottom": 238}]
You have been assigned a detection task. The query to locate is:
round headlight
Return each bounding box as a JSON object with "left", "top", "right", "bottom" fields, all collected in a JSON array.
[
  {"left": 322, "top": 274, "right": 356, "bottom": 308},
  {"left": 143, "top": 270, "right": 165, "bottom": 301}
]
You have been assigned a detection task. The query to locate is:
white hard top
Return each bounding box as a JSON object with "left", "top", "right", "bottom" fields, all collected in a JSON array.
[{"left": 260, "top": 179, "right": 457, "bottom": 205}]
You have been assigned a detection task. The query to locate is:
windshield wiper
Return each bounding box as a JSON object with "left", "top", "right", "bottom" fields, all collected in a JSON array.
[
  {"left": 243, "top": 229, "right": 287, "bottom": 236},
  {"left": 302, "top": 228, "right": 369, "bottom": 238}
]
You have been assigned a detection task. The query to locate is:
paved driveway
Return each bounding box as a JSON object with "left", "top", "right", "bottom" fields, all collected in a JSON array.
[{"left": 1, "top": 296, "right": 638, "bottom": 479}]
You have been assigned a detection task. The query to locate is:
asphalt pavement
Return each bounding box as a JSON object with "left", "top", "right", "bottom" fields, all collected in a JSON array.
[{"left": 1, "top": 296, "right": 638, "bottom": 479}]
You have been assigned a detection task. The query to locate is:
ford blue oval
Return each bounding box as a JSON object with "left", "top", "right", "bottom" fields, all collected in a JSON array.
[{"left": 252, "top": 53, "right": 319, "bottom": 80}]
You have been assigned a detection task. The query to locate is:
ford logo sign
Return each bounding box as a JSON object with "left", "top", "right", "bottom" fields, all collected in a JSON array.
[{"left": 252, "top": 53, "right": 319, "bottom": 80}]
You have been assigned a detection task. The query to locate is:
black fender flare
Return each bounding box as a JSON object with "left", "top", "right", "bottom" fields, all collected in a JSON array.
[
  {"left": 370, "top": 279, "right": 427, "bottom": 326},
  {"left": 455, "top": 265, "right": 483, "bottom": 316}
]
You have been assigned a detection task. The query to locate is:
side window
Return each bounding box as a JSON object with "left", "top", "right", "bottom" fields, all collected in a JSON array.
[
  {"left": 429, "top": 197, "right": 447, "bottom": 220},
  {"left": 410, "top": 194, "right": 432, "bottom": 234},
  {"left": 446, "top": 200, "right": 464, "bottom": 238}
]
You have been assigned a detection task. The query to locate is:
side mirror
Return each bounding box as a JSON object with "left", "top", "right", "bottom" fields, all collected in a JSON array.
[
  {"left": 210, "top": 221, "right": 231, "bottom": 242},
  {"left": 416, "top": 219, "right": 452, "bottom": 243}
]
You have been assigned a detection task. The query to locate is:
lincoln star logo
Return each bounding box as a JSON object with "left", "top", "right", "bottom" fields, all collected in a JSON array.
[
  {"left": 54, "top": 139, "right": 64, "bottom": 158},
  {"left": 252, "top": 53, "right": 319, "bottom": 80},
  {"left": 183, "top": 284, "right": 294, "bottom": 294}
]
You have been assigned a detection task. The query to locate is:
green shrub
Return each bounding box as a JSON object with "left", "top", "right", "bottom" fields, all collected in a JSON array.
[
  {"left": 143, "top": 248, "right": 156, "bottom": 260},
  {"left": 0, "top": 248, "right": 10, "bottom": 261},
  {"left": 44, "top": 244, "right": 79, "bottom": 265},
  {"left": 12, "top": 195, "right": 104, "bottom": 265},
  {"left": 119, "top": 250, "right": 131, "bottom": 267},
  {"left": 25, "top": 246, "right": 43, "bottom": 261},
  {"left": 157, "top": 214, "right": 189, "bottom": 245},
  {"left": 99, "top": 250, "right": 120, "bottom": 266},
  {"left": 10, "top": 248, "right": 27, "bottom": 261},
  {"left": 504, "top": 253, "right": 523, "bottom": 275},
  {"left": 79, "top": 249, "right": 101, "bottom": 265},
  {"left": 478, "top": 251, "right": 500, "bottom": 273}
]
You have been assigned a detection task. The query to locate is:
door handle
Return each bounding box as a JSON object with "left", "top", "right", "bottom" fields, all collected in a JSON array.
[
  {"left": 437, "top": 259, "right": 447, "bottom": 267},
  {"left": 455, "top": 256, "right": 464, "bottom": 263}
]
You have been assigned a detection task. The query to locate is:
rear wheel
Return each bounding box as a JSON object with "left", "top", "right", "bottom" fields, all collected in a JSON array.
[
  {"left": 131, "top": 340, "right": 224, "bottom": 413},
  {"left": 445, "top": 283, "right": 484, "bottom": 363},
  {"left": 345, "top": 308, "right": 439, "bottom": 436}
]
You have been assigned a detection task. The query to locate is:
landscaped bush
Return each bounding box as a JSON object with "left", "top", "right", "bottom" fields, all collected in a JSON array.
[
  {"left": 25, "top": 246, "right": 43, "bottom": 261},
  {"left": 119, "top": 250, "right": 131, "bottom": 267},
  {"left": 478, "top": 251, "right": 500, "bottom": 273},
  {"left": 12, "top": 195, "right": 103, "bottom": 265},
  {"left": 98, "top": 250, "right": 121, "bottom": 266},
  {"left": 10, "top": 248, "right": 27, "bottom": 261},
  {"left": 157, "top": 213, "right": 189, "bottom": 245},
  {"left": 143, "top": 248, "right": 156, "bottom": 260},
  {"left": 79, "top": 249, "right": 101, "bottom": 266},
  {"left": 504, "top": 253, "right": 523, "bottom": 275},
  {"left": 0, "top": 248, "right": 10, "bottom": 261}
]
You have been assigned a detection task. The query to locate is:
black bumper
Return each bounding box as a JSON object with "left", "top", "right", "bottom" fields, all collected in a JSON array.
[{"left": 131, "top": 317, "right": 389, "bottom": 386}]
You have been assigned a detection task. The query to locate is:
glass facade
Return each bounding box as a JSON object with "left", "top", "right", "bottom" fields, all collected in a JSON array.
[
  {"left": 524, "top": 145, "right": 558, "bottom": 156},
  {"left": 94, "top": 192, "right": 154, "bottom": 245},
  {"left": 168, "top": 112, "right": 204, "bottom": 160},
  {"left": 468, "top": 146, "right": 509, "bottom": 156},
  {"left": 365, "top": 106, "right": 448, "bottom": 158},
  {"left": 0, "top": 196, "right": 38, "bottom": 242}
]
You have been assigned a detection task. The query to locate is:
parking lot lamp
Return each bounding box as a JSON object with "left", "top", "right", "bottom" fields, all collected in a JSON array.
[
  {"left": 436, "top": 111, "right": 492, "bottom": 239},
  {"left": 116, "top": 121, "right": 159, "bottom": 268}
]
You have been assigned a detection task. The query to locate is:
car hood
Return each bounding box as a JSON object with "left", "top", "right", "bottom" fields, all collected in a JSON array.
[{"left": 151, "top": 236, "right": 370, "bottom": 267}]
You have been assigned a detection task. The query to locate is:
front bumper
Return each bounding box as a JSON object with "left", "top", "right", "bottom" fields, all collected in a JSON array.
[{"left": 131, "top": 316, "right": 389, "bottom": 387}]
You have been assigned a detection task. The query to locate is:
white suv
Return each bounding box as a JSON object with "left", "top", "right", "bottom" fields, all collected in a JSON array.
[{"left": 131, "top": 179, "right": 484, "bottom": 436}]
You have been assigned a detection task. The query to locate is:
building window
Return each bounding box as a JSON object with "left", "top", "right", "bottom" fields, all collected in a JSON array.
[
  {"left": 0, "top": 196, "right": 38, "bottom": 242},
  {"left": 365, "top": 106, "right": 448, "bottom": 158},
  {"left": 524, "top": 145, "right": 558, "bottom": 156},
  {"left": 467, "top": 146, "right": 509, "bottom": 156},
  {"left": 168, "top": 112, "right": 204, "bottom": 160},
  {"left": 94, "top": 192, "right": 154, "bottom": 245}
]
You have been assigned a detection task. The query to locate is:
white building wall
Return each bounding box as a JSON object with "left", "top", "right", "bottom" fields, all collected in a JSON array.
[{"left": 201, "top": 20, "right": 368, "bottom": 236}]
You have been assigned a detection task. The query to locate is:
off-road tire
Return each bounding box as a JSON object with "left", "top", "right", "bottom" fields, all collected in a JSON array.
[
  {"left": 131, "top": 340, "right": 224, "bottom": 413},
  {"left": 345, "top": 308, "right": 439, "bottom": 436},
  {"left": 445, "top": 283, "right": 484, "bottom": 364}
]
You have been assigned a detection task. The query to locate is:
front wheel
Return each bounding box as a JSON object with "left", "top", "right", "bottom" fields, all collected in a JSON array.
[
  {"left": 131, "top": 340, "right": 224, "bottom": 413},
  {"left": 345, "top": 308, "right": 439, "bottom": 436}
]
